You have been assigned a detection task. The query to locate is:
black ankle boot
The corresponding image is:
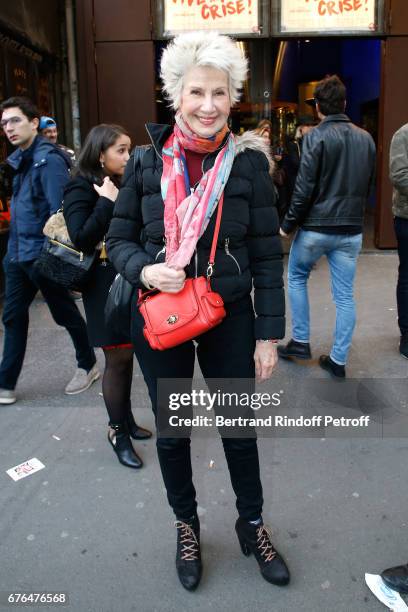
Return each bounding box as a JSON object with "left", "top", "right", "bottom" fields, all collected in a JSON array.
[
  {"left": 318, "top": 355, "right": 346, "bottom": 378},
  {"left": 235, "top": 518, "right": 290, "bottom": 586},
  {"left": 175, "top": 516, "right": 202, "bottom": 591},
  {"left": 278, "top": 339, "right": 311, "bottom": 360},
  {"left": 125, "top": 410, "right": 153, "bottom": 440},
  {"left": 108, "top": 422, "right": 143, "bottom": 469}
]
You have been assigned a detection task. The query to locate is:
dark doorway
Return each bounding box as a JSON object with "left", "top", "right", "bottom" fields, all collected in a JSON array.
[{"left": 277, "top": 38, "right": 381, "bottom": 249}]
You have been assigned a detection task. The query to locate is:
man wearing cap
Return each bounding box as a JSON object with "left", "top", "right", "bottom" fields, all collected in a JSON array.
[
  {"left": 278, "top": 75, "right": 376, "bottom": 378},
  {"left": 0, "top": 96, "right": 99, "bottom": 404},
  {"left": 39, "top": 116, "right": 75, "bottom": 166}
]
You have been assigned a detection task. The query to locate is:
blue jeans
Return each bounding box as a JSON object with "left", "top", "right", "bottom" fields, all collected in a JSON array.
[
  {"left": 287, "top": 229, "right": 363, "bottom": 365},
  {"left": 0, "top": 256, "right": 96, "bottom": 390}
]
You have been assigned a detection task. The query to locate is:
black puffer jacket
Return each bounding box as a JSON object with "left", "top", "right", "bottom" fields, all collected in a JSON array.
[
  {"left": 281, "top": 114, "right": 376, "bottom": 234},
  {"left": 107, "top": 124, "right": 285, "bottom": 340},
  {"left": 63, "top": 175, "right": 114, "bottom": 251}
]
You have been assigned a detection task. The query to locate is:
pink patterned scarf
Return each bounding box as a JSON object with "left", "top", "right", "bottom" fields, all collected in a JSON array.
[{"left": 161, "top": 112, "right": 235, "bottom": 270}]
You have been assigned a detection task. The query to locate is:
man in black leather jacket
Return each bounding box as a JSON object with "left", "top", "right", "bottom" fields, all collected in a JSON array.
[{"left": 278, "top": 75, "right": 376, "bottom": 378}]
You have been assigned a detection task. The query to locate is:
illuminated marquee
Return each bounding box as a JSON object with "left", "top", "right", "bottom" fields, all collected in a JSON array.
[
  {"left": 163, "top": 0, "right": 259, "bottom": 35},
  {"left": 281, "top": 0, "right": 377, "bottom": 33}
]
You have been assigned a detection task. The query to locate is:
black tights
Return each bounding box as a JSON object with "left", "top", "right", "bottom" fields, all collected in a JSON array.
[{"left": 102, "top": 347, "right": 133, "bottom": 424}]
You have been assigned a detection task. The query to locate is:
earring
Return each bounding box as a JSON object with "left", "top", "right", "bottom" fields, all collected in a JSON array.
[{"left": 100, "top": 160, "right": 104, "bottom": 169}]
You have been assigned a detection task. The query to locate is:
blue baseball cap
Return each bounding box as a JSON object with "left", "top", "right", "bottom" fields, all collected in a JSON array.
[{"left": 39, "top": 116, "right": 57, "bottom": 130}]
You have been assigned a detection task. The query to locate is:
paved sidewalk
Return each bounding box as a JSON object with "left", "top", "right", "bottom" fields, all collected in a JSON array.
[{"left": 0, "top": 252, "right": 407, "bottom": 612}]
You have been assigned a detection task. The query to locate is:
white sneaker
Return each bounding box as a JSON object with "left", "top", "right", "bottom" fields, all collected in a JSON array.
[
  {"left": 0, "top": 388, "right": 17, "bottom": 404},
  {"left": 64, "top": 364, "right": 100, "bottom": 395}
]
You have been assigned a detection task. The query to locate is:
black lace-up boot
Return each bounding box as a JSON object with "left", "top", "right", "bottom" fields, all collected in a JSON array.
[
  {"left": 278, "top": 339, "right": 311, "bottom": 360},
  {"left": 318, "top": 355, "right": 346, "bottom": 378},
  {"left": 235, "top": 518, "right": 290, "bottom": 586},
  {"left": 107, "top": 422, "right": 143, "bottom": 469},
  {"left": 126, "top": 409, "right": 153, "bottom": 440},
  {"left": 175, "top": 516, "right": 202, "bottom": 591}
]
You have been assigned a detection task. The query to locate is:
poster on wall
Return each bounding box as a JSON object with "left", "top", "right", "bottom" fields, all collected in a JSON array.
[
  {"left": 281, "top": 0, "right": 377, "bottom": 33},
  {"left": 164, "top": 0, "right": 260, "bottom": 35}
]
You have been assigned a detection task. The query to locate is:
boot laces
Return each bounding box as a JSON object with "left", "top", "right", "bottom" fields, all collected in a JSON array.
[
  {"left": 256, "top": 524, "right": 277, "bottom": 563},
  {"left": 175, "top": 521, "right": 199, "bottom": 561}
]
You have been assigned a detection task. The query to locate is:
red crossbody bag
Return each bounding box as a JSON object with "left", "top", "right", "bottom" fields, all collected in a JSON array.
[{"left": 138, "top": 195, "right": 226, "bottom": 350}]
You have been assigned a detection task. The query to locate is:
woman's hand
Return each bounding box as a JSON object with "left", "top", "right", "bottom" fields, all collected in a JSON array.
[
  {"left": 254, "top": 341, "right": 278, "bottom": 382},
  {"left": 143, "top": 263, "right": 186, "bottom": 293},
  {"left": 93, "top": 176, "right": 119, "bottom": 202}
]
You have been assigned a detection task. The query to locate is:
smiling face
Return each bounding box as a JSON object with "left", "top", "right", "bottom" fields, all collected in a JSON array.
[
  {"left": 1, "top": 106, "right": 39, "bottom": 150},
  {"left": 179, "top": 65, "right": 231, "bottom": 138},
  {"left": 99, "top": 134, "right": 131, "bottom": 177}
]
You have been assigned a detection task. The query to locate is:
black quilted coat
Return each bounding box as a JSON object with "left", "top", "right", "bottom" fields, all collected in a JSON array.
[{"left": 107, "top": 124, "right": 285, "bottom": 340}]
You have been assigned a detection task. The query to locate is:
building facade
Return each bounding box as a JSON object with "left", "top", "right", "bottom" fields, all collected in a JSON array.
[{"left": 0, "top": 0, "right": 72, "bottom": 292}]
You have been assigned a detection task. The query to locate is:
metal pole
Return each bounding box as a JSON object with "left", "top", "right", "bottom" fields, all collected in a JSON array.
[{"left": 65, "top": 0, "right": 81, "bottom": 153}]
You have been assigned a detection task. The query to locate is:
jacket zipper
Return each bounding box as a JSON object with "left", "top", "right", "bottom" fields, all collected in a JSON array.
[
  {"left": 145, "top": 125, "right": 163, "bottom": 161},
  {"left": 155, "top": 244, "right": 166, "bottom": 261},
  {"left": 224, "top": 238, "right": 241, "bottom": 274},
  {"left": 154, "top": 235, "right": 166, "bottom": 261}
]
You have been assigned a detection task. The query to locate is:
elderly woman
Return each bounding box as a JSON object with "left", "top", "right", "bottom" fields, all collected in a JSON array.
[{"left": 107, "top": 32, "right": 289, "bottom": 591}]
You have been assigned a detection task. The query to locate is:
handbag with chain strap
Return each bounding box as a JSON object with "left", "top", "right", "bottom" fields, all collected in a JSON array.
[{"left": 34, "top": 208, "right": 100, "bottom": 289}]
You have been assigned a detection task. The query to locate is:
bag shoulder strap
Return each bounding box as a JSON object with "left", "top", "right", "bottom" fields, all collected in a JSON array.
[{"left": 207, "top": 194, "right": 224, "bottom": 278}]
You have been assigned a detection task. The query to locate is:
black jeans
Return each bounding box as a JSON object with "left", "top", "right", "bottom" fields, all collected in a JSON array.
[
  {"left": 132, "top": 297, "right": 264, "bottom": 522},
  {"left": 395, "top": 216, "right": 408, "bottom": 335},
  {"left": 0, "top": 257, "right": 96, "bottom": 390}
]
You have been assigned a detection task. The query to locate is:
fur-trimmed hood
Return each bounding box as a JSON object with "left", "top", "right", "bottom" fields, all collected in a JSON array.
[{"left": 235, "top": 130, "right": 275, "bottom": 175}]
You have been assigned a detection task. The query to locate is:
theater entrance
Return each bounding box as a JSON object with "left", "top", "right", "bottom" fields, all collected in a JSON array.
[{"left": 239, "top": 37, "right": 381, "bottom": 250}]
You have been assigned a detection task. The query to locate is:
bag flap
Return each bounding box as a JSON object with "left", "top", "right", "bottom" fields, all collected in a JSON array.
[
  {"left": 141, "top": 281, "right": 199, "bottom": 335},
  {"left": 44, "top": 239, "right": 96, "bottom": 271}
]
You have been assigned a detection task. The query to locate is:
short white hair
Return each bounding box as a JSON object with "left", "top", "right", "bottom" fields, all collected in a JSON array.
[{"left": 160, "top": 31, "right": 248, "bottom": 109}]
